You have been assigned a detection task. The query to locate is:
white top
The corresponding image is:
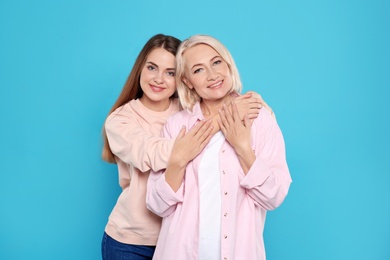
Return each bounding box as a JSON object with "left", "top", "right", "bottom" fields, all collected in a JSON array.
[{"left": 198, "top": 131, "right": 225, "bottom": 260}]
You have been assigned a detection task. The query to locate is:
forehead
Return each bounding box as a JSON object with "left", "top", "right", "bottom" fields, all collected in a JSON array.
[
  {"left": 183, "top": 44, "right": 220, "bottom": 65},
  {"left": 146, "top": 47, "right": 175, "bottom": 66}
]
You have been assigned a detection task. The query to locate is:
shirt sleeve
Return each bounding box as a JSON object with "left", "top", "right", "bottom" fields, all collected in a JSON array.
[
  {"left": 240, "top": 109, "right": 292, "bottom": 210},
  {"left": 105, "top": 109, "right": 174, "bottom": 172},
  {"left": 146, "top": 117, "right": 185, "bottom": 217}
]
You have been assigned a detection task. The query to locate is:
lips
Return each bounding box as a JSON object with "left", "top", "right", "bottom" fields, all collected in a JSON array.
[
  {"left": 208, "top": 80, "right": 223, "bottom": 89},
  {"left": 150, "top": 84, "right": 165, "bottom": 92}
]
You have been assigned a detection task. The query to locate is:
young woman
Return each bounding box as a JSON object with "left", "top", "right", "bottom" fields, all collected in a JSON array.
[
  {"left": 101, "top": 34, "right": 268, "bottom": 259},
  {"left": 146, "top": 35, "right": 292, "bottom": 260}
]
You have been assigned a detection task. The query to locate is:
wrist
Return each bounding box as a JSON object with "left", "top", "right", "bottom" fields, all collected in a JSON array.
[
  {"left": 168, "top": 157, "right": 188, "bottom": 170},
  {"left": 234, "top": 143, "right": 253, "bottom": 158}
]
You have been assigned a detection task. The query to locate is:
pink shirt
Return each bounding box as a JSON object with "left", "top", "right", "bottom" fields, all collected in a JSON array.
[
  {"left": 104, "top": 99, "right": 179, "bottom": 245},
  {"left": 147, "top": 103, "right": 292, "bottom": 260}
]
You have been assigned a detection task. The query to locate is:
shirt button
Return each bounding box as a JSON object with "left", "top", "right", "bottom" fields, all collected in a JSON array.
[
  {"left": 224, "top": 235, "right": 228, "bottom": 239},
  {"left": 224, "top": 213, "right": 227, "bottom": 217},
  {"left": 222, "top": 170, "right": 225, "bottom": 174},
  {"left": 224, "top": 258, "right": 227, "bottom": 260},
  {"left": 224, "top": 192, "right": 228, "bottom": 195},
  {"left": 222, "top": 150, "right": 225, "bottom": 153}
]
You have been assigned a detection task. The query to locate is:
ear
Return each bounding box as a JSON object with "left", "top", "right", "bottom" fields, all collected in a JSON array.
[{"left": 182, "top": 77, "right": 193, "bottom": 89}]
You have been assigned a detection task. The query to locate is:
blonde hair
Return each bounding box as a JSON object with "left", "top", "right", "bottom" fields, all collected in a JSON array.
[{"left": 175, "top": 35, "right": 242, "bottom": 110}]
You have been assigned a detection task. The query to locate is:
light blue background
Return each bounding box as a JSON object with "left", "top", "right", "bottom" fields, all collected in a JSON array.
[{"left": 1, "top": 0, "right": 389, "bottom": 259}]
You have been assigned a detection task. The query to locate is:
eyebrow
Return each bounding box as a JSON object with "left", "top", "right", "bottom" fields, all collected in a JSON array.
[
  {"left": 146, "top": 61, "right": 158, "bottom": 68},
  {"left": 190, "top": 55, "right": 221, "bottom": 70},
  {"left": 146, "top": 61, "right": 175, "bottom": 70}
]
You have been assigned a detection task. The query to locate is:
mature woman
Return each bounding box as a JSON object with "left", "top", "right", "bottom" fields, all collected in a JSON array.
[{"left": 147, "top": 35, "right": 292, "bottom": 260}]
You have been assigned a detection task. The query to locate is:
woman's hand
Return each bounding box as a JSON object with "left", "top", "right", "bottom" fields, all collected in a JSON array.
[
  {"left": 233, "top": 91, "right": 275, "bottom": 120},
  {"left": 171, "top": 120, "right": 214, "bottom": 167},
  {"left": 218, "top": 102, "right": 255, "bottom": 174},
  {"left": 218, "top": 103, "right": 252, "bottom": 151},
  {"left": 165, "top": 120, "right": 213, "bottom": 191}
]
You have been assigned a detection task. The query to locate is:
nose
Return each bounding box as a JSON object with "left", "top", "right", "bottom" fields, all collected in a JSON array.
[
  {"left": 153, "top": 74, "right": 163, "bottom": 85},
  {"left": 207, "top": 68, "right": 218, "bottom": 81}
]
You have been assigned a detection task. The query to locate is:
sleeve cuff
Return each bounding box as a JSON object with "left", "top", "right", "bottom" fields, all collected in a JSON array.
[
  {"left": 240, "top": 158, "right": 270, "bottom": 189},
  {"left": 154, "top": 174, "right": 184, "bottom": 204}
]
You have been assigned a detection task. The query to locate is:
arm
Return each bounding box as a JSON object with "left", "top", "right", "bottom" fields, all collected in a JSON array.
[
  {"left": 105, "top": 111, "right": 173, "bottom": 172},
  {"left": 240, "top": 109, "right": 291, "bottom": 210},
  {"left": 146, "top": 167, "right": 183, "bottom": 217},
  {"left": 106, "top": 112, "right": 214, "bottom": 173},
  {"left": 147, "top": 118, "right": 214, "bottom": 216},
  {"left": 233, "top": 91, "right": 275, "bottom": 120},
  {"left": 218, "top": 102, "right": 255, "bottom": 174},
  {"left": 205, "top": 91, "right": 267, "bottom": 136},
  {"left": 218, "top": 103, "right": 291, "bottom": 210},
  {"left": 165, "top": 120, "right": 213, "bottom": 191}
]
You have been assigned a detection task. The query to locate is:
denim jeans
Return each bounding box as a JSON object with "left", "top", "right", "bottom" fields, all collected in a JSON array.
[{"left": 101, "top": 232, "right": 156, "bottom": 260}]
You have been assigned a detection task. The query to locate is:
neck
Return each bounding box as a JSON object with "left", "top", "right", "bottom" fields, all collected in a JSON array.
[
  {"left": 200, "top": 94, "right": 234, "bottom": 119},
  {"left": 139, "top": 97, "right": 170, "bottom": 112}
]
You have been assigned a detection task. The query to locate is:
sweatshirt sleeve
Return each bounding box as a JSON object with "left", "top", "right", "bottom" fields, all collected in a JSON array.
[
  {"left": 105, "top": 108, "right": 174, "bottom": 172},
  {"left": 146, "top": 117, "right": 185, "bottom": 217},
  {"left": 240, "top": 109, "right": 292, "bottom": 210}
]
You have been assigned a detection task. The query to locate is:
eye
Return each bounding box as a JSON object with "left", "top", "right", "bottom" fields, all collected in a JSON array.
[
  {"left": 167, "top": 71, "right": 175, "bottom": 76},
  {"left": 213, "top": 60, "right": 222, "bottom": 66},
  {"left": 147, "top": 65, "right": 156, "bottom": 71},
  {"left": 194, "top": 68, "right": 203, "bottom": 74}
]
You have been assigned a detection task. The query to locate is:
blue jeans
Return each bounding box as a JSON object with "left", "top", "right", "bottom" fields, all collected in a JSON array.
[{"left": 101, "top": 232, "right": 155, "bottom": 260}]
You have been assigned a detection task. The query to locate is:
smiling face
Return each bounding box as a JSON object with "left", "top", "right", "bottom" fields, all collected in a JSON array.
[
  {"left": 139, "top": 47, "right": 177, "bottom": 111},
  {"left": 182, "top": 44, "right": 233, "bottom": 105}
]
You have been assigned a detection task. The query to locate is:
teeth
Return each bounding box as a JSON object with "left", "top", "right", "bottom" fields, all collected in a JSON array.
[{"left": 209, "top": 81, "right": 222, "bottom": 88}]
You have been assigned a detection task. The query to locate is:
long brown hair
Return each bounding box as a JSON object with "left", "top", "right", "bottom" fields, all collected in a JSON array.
[{"left": 102, "top": 34, "right": 181, "bottom": 163}]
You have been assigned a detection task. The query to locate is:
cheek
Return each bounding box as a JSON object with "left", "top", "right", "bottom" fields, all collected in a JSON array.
[
  {"left": 221, "top": 65, "right": 230, "bottom": 75},
  {"left": 186, "top": 75, "right": 202, "bottom": 90},
  {"left": 140, "top": 68, "right": 150, "bottom": 81},
  {"left": 166, "top": 76, "right": 176, "bottom": 88}
]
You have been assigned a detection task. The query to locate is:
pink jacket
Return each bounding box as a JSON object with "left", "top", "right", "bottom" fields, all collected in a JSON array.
[{"left": 147, "top": 102, "right": 292, "bottom": 260}]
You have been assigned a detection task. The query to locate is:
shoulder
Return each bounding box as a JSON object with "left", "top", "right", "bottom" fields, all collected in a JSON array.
[
  {"left": 163, "top": 107, "right": 203, "bottom": 138},
  {"left": 258, "top": 107, "right": 275, "bottom": 122},
  {"left": 252, "top": 107, "right": 279, "bottom": 134},
  {"left": 164, "top": 110, "right": 191, "bottom": 134},
  {"left": 105, "top": 101, "right": 139, "bottom": 128},
  {"left": 106, "top": 101, "right": 130, "bottom": 119},
  {"left": 166, "top": 109, "right": 190, "bottom": 123}
]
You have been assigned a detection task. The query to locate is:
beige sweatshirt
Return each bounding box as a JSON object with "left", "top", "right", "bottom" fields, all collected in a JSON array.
[{"left": 104, "top": 98, "right": 179, "bottom": 245}]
